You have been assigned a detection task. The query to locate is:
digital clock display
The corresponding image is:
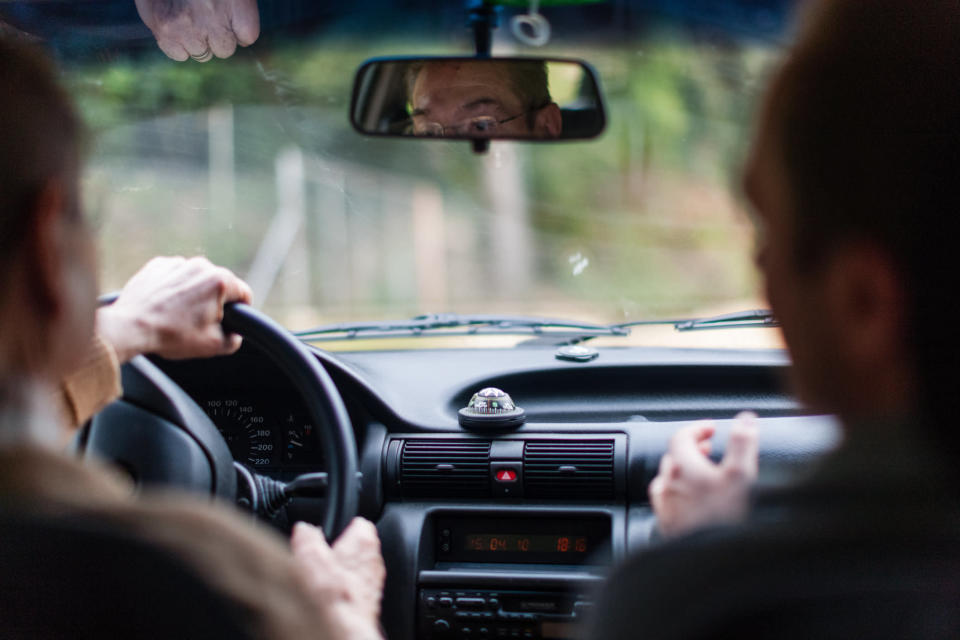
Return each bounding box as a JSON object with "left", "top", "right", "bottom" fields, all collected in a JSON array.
[
  {"left": 436, "top": 516, "right": 610, "bottom": 565},
  {"left": 465, "top": 534, "right": 590, "bottom": 555}
]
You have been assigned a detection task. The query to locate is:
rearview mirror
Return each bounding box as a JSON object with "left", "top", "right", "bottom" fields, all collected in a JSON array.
[{"left": 350, "top": 57, "right": 606, "bottom": 142}]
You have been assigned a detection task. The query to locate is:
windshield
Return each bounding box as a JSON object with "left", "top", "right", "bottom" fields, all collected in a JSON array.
[{"left": 2, "top": 1, "right": 794, "bottom": 349}]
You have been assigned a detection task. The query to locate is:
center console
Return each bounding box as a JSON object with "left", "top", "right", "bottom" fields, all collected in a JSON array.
[
  {"left": 376, "top": 433, "right": 627, "bottom": 640},
  {"left": 415, "top": 511, "right": 616, "bottom": 639}
]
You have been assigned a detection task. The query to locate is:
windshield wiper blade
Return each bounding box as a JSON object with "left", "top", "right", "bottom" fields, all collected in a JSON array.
[
  {"left": 673, "top": 309, "right": 779, "bottom": 331},
  {"left": 295, "top": 310, "right": 779, "bottom": 342},
  {"left": 294, "top": 313, "right": 631, "bottom": 341}
]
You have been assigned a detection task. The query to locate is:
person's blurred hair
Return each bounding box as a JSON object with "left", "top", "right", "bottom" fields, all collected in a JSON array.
[
  {"left": 405, "top": 59, "right": 552, "bottom": 129},
  {"left": 767, "top": 0, "right": 960, "bottom": 430},
  {"left": 0, "top": 38, "right": 83, "bottom": 288}
]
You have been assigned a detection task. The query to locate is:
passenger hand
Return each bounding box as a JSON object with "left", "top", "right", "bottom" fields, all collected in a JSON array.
[
  {"left": 97, "top": 256, "right": 253, "bottom": 362},
  {"left": 649, "top": 411, "right": 759, "bottom": 539},
  {"left": 135, "top": 0, "right": 260, "bottom": 62},
  {"left": 291, "top": 518, "right": 386, "bottom": 640}
]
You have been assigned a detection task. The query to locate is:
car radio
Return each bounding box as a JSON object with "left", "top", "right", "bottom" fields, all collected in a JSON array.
[
  {"left": 419, "top": 515, "right": 609, "bottom": 638},
  {"left": 418, "top": 588, "right": 593, "bottom": 639}
]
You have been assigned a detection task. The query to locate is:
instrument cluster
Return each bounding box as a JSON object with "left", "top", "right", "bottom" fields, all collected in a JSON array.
[{"left": 201, "top": 398, "right": 323, "bottom": 471}]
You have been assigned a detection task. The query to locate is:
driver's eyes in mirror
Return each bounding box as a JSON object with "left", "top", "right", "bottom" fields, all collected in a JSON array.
[
  {"left": 410, "top": 116, "right": 501, "bottom": 138},
  {"left": 351, "top": 57, "right": 605, "bottom": 142}
]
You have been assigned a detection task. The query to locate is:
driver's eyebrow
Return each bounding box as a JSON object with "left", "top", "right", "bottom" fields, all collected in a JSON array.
[
  {"left": 460, "top": 97, "right": 501, "bottom": 112},
  {"left": 410, "top": 107, "right": 429, "bottom": 117}
]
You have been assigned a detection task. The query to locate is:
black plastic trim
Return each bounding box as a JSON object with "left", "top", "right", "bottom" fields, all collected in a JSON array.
[{"left": 385, "top": 433, "right": 628, "bottom": 501}]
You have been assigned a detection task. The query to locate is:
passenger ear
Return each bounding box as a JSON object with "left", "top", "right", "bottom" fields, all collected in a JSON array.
[
  {"left": 533, "top": 103, "right": 562, "bottom": 138},
  {"left": 22, "top": 179, "right": 69, "bottom": 318},
  {"left": 825, "top": 241, "right": 909, "bottom": 374}
]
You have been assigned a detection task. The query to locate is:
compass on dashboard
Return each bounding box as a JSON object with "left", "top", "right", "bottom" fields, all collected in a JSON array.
[{"left": 458, "top": 387, "right": 526, "bottom": 431}]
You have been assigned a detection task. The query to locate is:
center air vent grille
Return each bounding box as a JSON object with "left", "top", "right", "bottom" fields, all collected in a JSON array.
[
  {"left": 400, "top": 440, "right": 491, "bottom": 497},
  {"left": 524, "top": 440, "right": 615, "bottom": 499}
]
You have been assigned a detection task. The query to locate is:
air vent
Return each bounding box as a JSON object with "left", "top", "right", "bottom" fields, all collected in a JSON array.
[
  {"left": 524, "top": 440, "right": 615, "bottom": 499},
  {"left": 400, "top": 440, "right": 491, "bottom": 497}
]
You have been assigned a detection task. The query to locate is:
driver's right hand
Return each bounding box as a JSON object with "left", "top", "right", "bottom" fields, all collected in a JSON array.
[{"left": 291, "top": 518, "right": 386, "bottom": 640}]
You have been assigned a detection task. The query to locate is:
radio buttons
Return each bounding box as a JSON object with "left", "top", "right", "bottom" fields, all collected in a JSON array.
[
  {"left": 421, "top": 588, "right": 590, "bottom": 639},
  {"left": 456, "top": 611, "right": 495, "bottom": 620},
  {"left": 456, "top": 597, "right": 486, "bottom": 609}
]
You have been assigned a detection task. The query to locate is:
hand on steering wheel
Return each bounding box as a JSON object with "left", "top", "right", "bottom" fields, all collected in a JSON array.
[
  {"left": 97, "top": 256, "right": 253, "bottom": 363},
  {"left": 84, "top": 301, "right": 359, "bottom": 540}
]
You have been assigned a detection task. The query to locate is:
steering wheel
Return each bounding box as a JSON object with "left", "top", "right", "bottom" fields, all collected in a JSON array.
[{"left": 79, "top": 302, "right": 359, "bottom": 539}]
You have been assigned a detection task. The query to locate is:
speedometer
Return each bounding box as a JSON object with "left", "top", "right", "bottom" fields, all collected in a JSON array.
[{"left": 203, "top": 399, "right": 277, "bottom": 467}]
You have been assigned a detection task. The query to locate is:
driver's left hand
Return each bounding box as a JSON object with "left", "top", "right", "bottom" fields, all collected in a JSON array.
[{"left": 97, "top": 256, "right": 253, "bottom": 363}]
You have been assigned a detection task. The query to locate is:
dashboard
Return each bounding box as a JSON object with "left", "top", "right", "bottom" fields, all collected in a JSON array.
[{"left": 154, "top": 342, "right": 840, "bottom": 640}]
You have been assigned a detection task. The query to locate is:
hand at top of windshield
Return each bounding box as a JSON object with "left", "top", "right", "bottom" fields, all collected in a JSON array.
[
  {"left": 135, "top": 0, "right": 260, "bottom": 62},
  {"left": 97, "top": 256, "right": 252, "bottom": 362}
]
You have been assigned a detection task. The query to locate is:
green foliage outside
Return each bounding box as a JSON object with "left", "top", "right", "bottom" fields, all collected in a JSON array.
[{"left": 66, "top": 29, "right": 780, "bottom": 328}]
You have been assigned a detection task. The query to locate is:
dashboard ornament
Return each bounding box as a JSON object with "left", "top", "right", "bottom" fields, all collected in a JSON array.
[
  {"left": 458, "top": 387, "right": 526, "bottom": 430},
  {"left": 556, "top": 344, "right": 598, "bottom": 362}
]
